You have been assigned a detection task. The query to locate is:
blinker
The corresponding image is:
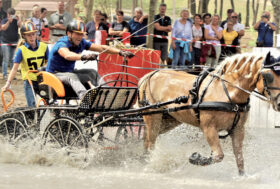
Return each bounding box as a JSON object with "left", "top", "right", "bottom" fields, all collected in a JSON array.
[{"left": 262, "top": 72, "right": 274, "bottom": 83}]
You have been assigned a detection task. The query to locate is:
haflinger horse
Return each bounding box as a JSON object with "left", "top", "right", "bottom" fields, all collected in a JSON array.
[{"left": 137, "top": 52, "right": 280, "bottom": 175}]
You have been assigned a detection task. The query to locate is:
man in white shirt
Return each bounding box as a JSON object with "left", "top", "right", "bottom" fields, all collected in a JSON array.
[
  {"left": 224, "top": 12, "right": 244, "bottom": 52},
  {"left": 224, "top": 12, "right": 245, "bottom": 39}
]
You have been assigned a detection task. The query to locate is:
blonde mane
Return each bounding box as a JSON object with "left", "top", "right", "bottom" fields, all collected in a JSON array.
[{"left": 216, "top": 53, "right": 265, "bottom": 77}]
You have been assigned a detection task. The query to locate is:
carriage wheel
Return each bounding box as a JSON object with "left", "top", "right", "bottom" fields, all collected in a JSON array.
[
  {"left": 0, "top": 117, "right": 29, "bottom": 143},
  {"left": 42, "top": 117, "right": 88, "bottom": 150},
  {"left": 115, "top": 125, "right": 143, "bottom": 145}
]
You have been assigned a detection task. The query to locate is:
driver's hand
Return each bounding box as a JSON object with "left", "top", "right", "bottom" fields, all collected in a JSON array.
[
  {"left": 81, "top": 54, "right": 98, "bottom": 61},
  {"left": 1, "top": 82, "right": 11, "bottom": 92},
  {"left": 119, "top": 50, "right": 135, "bottom": 58}
]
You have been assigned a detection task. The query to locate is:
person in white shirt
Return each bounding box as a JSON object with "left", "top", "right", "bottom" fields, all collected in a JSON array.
[
  {"left": 223, "top": 12, "right": 244, "bottom": 40},
  {"left": 223, "top": 12, "right": 244, "bottom": 53}
]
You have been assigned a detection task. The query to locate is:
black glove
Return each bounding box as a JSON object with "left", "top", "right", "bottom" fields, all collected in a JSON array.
[
  {"left": 119, "top": 50, "right": 135, "bottom": 58},
  {"left": 81, "top": 54, "right": 98, "bottom": 61}
]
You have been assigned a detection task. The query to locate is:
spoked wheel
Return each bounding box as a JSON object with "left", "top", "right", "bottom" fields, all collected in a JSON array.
[
  {"left": 115, "top": 125, "right": 143, "bottom": 145},
  {"left": 42, "top": 117, "right": 88, "bottom": 151},
  {"left": 0, "top": 116, "right": 29, "bottom": 143}
]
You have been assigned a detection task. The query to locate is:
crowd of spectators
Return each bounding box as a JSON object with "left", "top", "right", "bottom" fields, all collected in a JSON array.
[{"left": 0, "top": 1, "right": 278, "bottom": 80}]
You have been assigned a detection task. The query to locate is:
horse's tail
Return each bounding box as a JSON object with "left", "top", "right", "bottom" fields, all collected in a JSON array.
[{"left": 135, "top": 70, "right": 159, "bottom": 108}]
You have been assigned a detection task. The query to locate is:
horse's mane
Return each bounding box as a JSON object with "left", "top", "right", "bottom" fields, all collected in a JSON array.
[{"left": 216, "top": 53, "right": 265, "bottom": 77}]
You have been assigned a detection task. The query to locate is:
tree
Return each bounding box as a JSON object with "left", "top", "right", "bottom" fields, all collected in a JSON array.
[
  {"left": 252, "top": 0, "right": 260, "bottom": 25},
  {"left": 202, "top": 0, "right": 210, "bottom": 13},
  {"left": 83, "top": 0, "right": 94, "bottom": 23},
  {"left": 219, "top": 0, "right": 223, "bottom": 20},
  {"left": 146, "top": 0, "right": 157, "bottom": 48},
  {"left": 190, "top": 0, "right": 196, "bottom": 16},
  {"left": 116, "top": 0, "right": 122, "bottom": 11},
  {"left": 214, "top": 0, "right": 217, "bottom": 14},
  {"left": 132, "top": 0, "right": 137, "bottom": 16},
  {"left": 245, "top": 0, "right": 250, "bottom": 27},
  {"left": 263, "top": 0, "right": 267, "bottom": 11},
  {"left": 198, "top": 0, "right": 202, "bottom": 14},
  {"left": 271, "top": 0, "right": 280, "bottom": 34},
  {"left": 230, "top": 0, "right": 235, "bottom": 10}
]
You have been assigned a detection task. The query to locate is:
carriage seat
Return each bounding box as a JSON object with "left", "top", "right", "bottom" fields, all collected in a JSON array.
[{"left": 36, "top": 69, "right": 102, "bottom": 104}]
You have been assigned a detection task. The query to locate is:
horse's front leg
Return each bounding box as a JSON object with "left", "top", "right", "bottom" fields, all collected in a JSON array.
[
  {"left": 189, "top": 124, "right": 224, "bottom": 166},
  {"left": 231, "top": 124, "right": 245, "bottom": 176}
]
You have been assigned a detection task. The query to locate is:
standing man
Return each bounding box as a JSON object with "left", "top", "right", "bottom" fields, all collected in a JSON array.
[
  {"left": 46, "top": 20, "right": 134, "bottom": 99},
  {"left": 1, "top": 8, "right": 21, "bottom": 80},
  {"left": 224, "top": 12, "right": 245, "bottom": 52},
  {"left": 129, "top": 7, "right": 148, "bottom": 46},
  {"left": 49, "top": 1, "right": 72, "bottom": 42},
  {"left": 254, "top": 11, "right": 276, "bottom": 47},
  {"left": 0, "top": 0, "right": 7, "bottom": 70},
  {"left": 220, "top": 9, "right": 234, "bottom": 28},
  {"left": 153, "top": 3, "right": 172, "bottom": 64}
]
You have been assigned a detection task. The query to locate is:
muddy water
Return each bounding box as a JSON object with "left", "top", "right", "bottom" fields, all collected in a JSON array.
[{"left": 0, "top": 125, "right": 280, "bottom": 189}]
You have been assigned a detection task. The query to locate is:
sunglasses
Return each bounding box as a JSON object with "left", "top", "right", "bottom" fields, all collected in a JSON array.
[{"left": 231, "top": 16, "right": 238, "bottom": 18}]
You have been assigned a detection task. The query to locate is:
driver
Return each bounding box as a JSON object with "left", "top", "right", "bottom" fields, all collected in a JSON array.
[{"left": 46, "top": 20, "right": 134, "bottom": 99}]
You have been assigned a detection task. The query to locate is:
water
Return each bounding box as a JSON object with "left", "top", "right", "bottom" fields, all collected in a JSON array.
[{"left": 0, "top": 125, "right": 280, "bottom": 189}]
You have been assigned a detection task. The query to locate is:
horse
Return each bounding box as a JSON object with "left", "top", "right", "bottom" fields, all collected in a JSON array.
[{"left": 137, "top": 52, "right": 280, "bottom": 175}]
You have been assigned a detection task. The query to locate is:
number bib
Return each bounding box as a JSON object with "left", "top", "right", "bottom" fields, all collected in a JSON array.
[{"left": 20, "top": 42, "right": 47, "bottom": 81}]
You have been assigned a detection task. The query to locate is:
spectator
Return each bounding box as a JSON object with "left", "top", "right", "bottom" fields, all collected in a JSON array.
[
  {"left": 254, "top": 11, "right": 276, "bottom": 47},
  {"left": 170, "top": 9, "right": 193, "bottom": 68},
  {"left": 101, "top": 13, "right": 110, "bottom": 28},
  {"left": 221, "top": 9, "right": 234, "bottom": 28},
  {"left": 46, "top": 20, "right": 134, "bottom": 99},
  {"left": 202, "top": 13, "right": 211, "bottom": 27},
  {"left": 220, "top": 19, "right": 239, "bottom": 60},
  {"left": 224, "top": 12, "right": 244, "bottom": 52},
  {"left": 49, "top": 1, "right": 72, "bottom": 42},
  {"left": 129, "top": 7, "right": 148, "bottom": 46},
  {"left": 192, "top": 14, "right": 203, "bottom": 66},
  {"left": 30, "top": 5, "right": 42, "bottom": 39},
  {"left": 40, "top": 7, "right": 48, "bottom": 28},
  {"left": 109, "top": 10, "right": 129, "bottom": 40},
  {"left": 0, "top": 0, "right": 7, "bottom": 69},
  {"left": 204, "top": 14, "right": 223, "bottom": 67},
  {"left": 86, "top": 10, "right": 109, "bottom": 41},
  {"left": 153, "top": 3, "right": 172, "bottom": 64},
  {"left": 1, "top": 8, "right": 21, "bottom": 80},
  {"left": 1, "top": 21, "right": 49, "bottom": 107}
]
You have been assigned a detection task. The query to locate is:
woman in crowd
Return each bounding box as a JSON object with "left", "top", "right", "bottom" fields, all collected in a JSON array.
[
  {"left": 109, "top": 10, "right": 129, "bottom": 40},
  {"left": 86, "top": 10, "right": 109, "bottom": 41},
  {"left": 202, "top": 13, "right": 211, "bottom": 27},
  {"left": 40, "top": 7, "right": 48, "bottom": 28},
  {"left": 170, "top": 9, "right": 193, "bottom": 68},
  {"left": 204, "top": 14, "right": 223, "bottom": 67},
  {"left": 220, "top": 19, "right": 239, "bottom": 60},
  {"left": 192, "top": 14, "right": 203, "bottom": 66},
  {"left": 1, "top": 21, "right": 49, "bottom": 107}
]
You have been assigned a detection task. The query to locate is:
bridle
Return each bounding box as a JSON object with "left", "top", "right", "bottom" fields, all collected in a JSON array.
[{"left": 256, "top": 62, "right": 280, "bottom": 101}]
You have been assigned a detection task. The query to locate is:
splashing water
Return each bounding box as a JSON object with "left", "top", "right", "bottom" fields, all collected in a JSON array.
[{"left": 0, "top": 124, "right": 280, "bottom": 189}]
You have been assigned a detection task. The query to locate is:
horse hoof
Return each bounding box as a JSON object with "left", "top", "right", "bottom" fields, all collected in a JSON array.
[
  {"left": 239, "top": 170, "right": 245, "bottom": 176},
  {"left": 189, "top": 152, "right": 213, "bottom": 166}
]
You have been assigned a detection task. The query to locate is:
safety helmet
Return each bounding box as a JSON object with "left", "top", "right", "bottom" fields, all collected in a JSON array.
[
  {"left": 20, "top": 21, "right": 38, "bottom": 35},
  {"left": 66, "top": 20, "right": 86, "bottom": 34}
]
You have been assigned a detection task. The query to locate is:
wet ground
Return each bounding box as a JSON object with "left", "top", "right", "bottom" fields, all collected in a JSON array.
[{"left": 0, "top": 125, "right": 280, "bottom": 189}]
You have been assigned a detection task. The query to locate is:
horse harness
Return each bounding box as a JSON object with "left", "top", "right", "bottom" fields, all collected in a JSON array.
[{"left": 138, "top": 68, "right": 251, "bottom": 139}]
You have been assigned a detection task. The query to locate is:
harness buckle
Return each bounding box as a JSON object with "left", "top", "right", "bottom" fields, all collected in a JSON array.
[{"left": 233, "top": 104, "right": 239, "bottom": 112}]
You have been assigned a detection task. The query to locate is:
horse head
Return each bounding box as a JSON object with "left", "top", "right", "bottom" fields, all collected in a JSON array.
[{"left": 256, "top": 52, "right": 280, "bottom": 111}]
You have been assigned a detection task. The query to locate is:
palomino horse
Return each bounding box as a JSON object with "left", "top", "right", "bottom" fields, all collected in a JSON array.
[{"left": 137, "top": 52, "right": 280, "bottom": 175}]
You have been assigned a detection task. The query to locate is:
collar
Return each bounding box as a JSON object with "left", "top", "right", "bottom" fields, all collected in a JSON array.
[{"left": 24, "top": 40, "right": 39, "bottom": 50}]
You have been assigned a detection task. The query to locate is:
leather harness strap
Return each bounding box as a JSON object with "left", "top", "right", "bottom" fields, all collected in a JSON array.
[{"left": 189, "top": 68, "right": 250, "bottom": 138}]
